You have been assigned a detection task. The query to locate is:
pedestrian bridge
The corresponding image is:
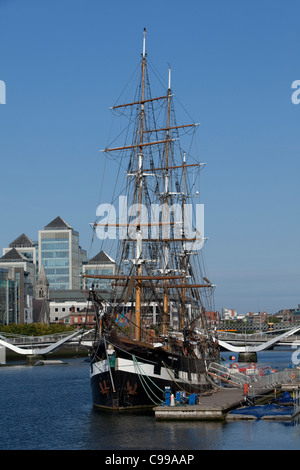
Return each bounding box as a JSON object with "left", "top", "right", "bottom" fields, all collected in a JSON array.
[
  {"left": 218, "top": 332, "right": 299, "bottom": 346},
  {"left": 0, "top": 324, "right": 299, "bottom": 362},
  {"left": 0, "top": 329, "right": 91, "bottom": 359},
  {"left": 215, "top": 324, "right": 300, "bottom": 361},
  {"left": 217, "top": 324, "right": 300, "bottom": 352}
]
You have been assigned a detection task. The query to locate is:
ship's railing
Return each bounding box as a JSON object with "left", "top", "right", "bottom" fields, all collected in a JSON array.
[{"left": 248, "top": 367, "right": 300, "bottom": 389}]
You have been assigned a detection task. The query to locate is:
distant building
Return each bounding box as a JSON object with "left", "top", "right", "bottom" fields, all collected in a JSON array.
[
  {"left": 0, "top": 266, "right": 33, "bottom": 324},
  {"left": 82, "top": 251, "right": 115, "bottom": 291},
  {"left": 205, "top": 310, "right": 221, "bottom": 325},
  {"left": 59, "top": 309, "right": 96, "bottom": 328},
  {"left": 291, "top": 306, "right": 300, "bottom": 322},
  {"left": 248, "top": 311, "right": 269, "bottom": 324},
  {"left": 1, "top": 245, "right": 36, "bottom": 288},
  {"left": 33, "top": 266, "right": 50, "bottom": 324},
  {"left": 5, "top": 232, "right": 37, "bottom": 258},
  {"left": 275, "top": 307, "right": 300, "bottom": 322},
  {"left": 222, "top": 308, "right": 237, "bottom": 320},
  {"left": 38, "top": 216, "right": 87, "bottom": 290},
  {"left": 49, "top": 289, "right": 90, "bottom": 323},
  {"left": 0, "top": 268, "right": 17, "bottom": 324}
]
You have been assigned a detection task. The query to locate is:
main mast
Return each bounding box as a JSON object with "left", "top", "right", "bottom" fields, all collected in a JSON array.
[
  {"left": 162, "top": 68, "right": 172, "bottom": 335},
  {"left": 135, "top": 28, "right": 147, "bottom": 341}
]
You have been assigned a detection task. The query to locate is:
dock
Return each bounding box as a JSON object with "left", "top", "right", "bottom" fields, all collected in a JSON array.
[
  {"left": 154, "top": 387, "right": 270, "bottom": 421},
  {"left": 154, "top": 364, "right": 300, "bottom": 421}
]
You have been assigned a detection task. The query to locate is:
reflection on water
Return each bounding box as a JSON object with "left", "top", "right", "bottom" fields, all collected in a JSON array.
[
  {"left": 87, "top": 408, "right": 300, "bottom": 450},
  {"left": 1, "top": 351, "right": 300, "bottom": 450},
  {"left": 87, "top": 410, "right": 225, "bottom": 450}
]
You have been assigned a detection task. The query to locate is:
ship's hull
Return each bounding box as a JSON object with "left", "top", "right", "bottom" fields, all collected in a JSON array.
[{"left": 90, "top": 339, "right": 215, "bottom": 411}]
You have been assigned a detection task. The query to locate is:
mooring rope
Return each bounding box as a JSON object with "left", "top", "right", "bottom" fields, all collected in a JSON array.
[{"left": 132, "top": 355, "right": 164, "bottom": 405}]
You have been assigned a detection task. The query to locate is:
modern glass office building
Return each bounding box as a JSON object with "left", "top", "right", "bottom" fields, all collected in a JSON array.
[
  {"left": 0, "top": 267, "right": 33, "bottom": 324},
  {"left": 2, "top": 233, "right": 38, "bottom": 286},
  {"left": 82, "top": 251, "right": 115, "bottom": 291},
  {"left": 4, "top": 233, "right": 37, "bottom": 264},
  {"left": 0, "top": 268, "right": 16, "bottom": 324},
  {"left": 38, "top": 216, "right": 86, "bottom": 290}
]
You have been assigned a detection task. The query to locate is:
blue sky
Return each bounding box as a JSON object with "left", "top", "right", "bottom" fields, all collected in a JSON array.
[{"left": 0, "top": 0, "right": 299, "bottom": 314}]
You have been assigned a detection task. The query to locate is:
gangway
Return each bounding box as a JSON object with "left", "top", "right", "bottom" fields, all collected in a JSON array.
[
  {"left": 207, "top": 362, "right": 250, "bottom": 388},
  {"left": 208, "top": 362, "right": 300, "bottom": 391}
]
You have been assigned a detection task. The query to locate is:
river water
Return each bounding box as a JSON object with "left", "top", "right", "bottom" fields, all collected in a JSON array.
[{"left": 1, "top": 349, "right": 300, "bottom": 451}]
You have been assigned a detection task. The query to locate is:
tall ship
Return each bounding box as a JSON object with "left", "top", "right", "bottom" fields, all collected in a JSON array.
[{"left": 85, "top": 29, "right": 220, "bottom": 411}]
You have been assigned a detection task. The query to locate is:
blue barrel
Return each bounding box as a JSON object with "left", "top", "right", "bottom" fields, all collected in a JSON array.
[
  {"left": 165, "top": 387, "right": 171, "bottom": 406},
  {"left": 188, "top": 393, "right": 197, "bottom": 405}
]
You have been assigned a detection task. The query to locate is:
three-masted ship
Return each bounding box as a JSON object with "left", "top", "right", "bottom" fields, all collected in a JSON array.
[{"left": 85, "top": 29, "right": 219, "bottom": 411}]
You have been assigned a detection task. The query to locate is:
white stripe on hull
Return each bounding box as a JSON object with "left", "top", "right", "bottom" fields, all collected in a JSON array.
[
  {"left": 117, "top": 357, "right": 172, "bottom": 381},
  {"left": 90, "top": 357, "right": 205, "bottom": 385},
  {"left": 90, "top": 359, "right": 109, "bottom": 378}
]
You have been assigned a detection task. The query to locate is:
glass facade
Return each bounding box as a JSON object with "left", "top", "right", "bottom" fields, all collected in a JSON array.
[
  {"left": 83, "top": 267, "right": 114, "bottom": 290},
  {"left": 0, "top": 269, "right": 16, "bottom": 324},
  {"left": 17, "top": 249, "right": 34, "bottom": 262},
  {"left": 39, "top": 221, "right": 81, "bottom": 290},
  {"left": 0, "top": 268, "right": 33, "bottom": 324},
  {"left": 40, "top": 233, "right": 70, "bottom": 290}
]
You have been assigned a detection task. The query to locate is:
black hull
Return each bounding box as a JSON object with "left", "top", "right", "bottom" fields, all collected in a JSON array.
[
  {"left": 91, "top": 368, "right": 169, "bottom": 411},
  {"left": 90, "top": 340, "right": 216, "bottom": 411}
]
